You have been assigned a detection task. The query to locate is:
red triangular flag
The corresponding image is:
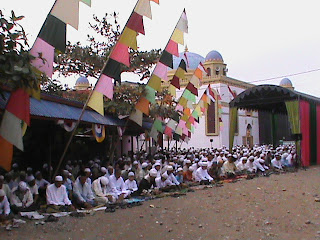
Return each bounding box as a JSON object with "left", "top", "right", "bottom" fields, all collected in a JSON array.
[
  {"left": 170, "top": 75, "right": 180, "bottom": 89},
  {"left": 127, "top": 12, "right": 145, "bottom": 35},
  {"left": 186, "top": 83, "right": 198, "bottom": 96},
  {"left": 6, "top": 89, "right": 30, "bottom": 126}
]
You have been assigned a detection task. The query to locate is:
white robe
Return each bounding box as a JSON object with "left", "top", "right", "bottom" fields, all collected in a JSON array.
[
  {"left": 46, "top": 183, "right": 71, "bottom": 206},
  {"left": 194, "top": 167, "right": 213, "bottom": 182}
]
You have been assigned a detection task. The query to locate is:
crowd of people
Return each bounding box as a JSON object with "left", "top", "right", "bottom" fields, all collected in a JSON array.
[{"left": 0, "top": 144, "right": 297, "bottom": 222}]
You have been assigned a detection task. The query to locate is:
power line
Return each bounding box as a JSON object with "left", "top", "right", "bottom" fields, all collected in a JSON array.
[{"left": 248, "top": 68, "right": 320, "bottom": 84}]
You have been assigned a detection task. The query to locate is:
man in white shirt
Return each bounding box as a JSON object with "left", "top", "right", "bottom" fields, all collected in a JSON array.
[
  {"left": 271, "top": 154, "right": 283, "bottom": 171},
  {"left": 73, "top": 172, "right": 96, "bottom": 209},
  {"left": 166, "top": 166, "right": 180, "bottom": 186},
  {"left": 222, "top": 155, "right": 237, "bottom": 178},
  {"left": 124, "top": 172, "right": 138, "bottom": 196},
  {"left": 246, "top": 156, "right": 257, "bottom": 173},
  {"left": 0, "top": 175, "right": 11, "bottom": 199},
  {"left": 10, "top": 181, "right": 35, "bottom": 213},
  {"left": 155, "top": 172, "right": 174, "bottom": 192},
  {"left": 0, "top": 190, "right": 12, "bottom": 222},
  {"left": 109, "top": 169, "right": 130, "bottom": 203},
  {"left": 27, "top": 176, "right": 39, "bottom": 205},
  {"left": 236, "top": 157, "right": 248, "bottom": 173},
  {"left": 195, "top": 162, "right": 213, "bottom": 184},
  {"left": 46, "top": 176, "right": 74, "bottom": 213},
  {"left": 92, "top": 176, "right": 117, "bottom": 204}
]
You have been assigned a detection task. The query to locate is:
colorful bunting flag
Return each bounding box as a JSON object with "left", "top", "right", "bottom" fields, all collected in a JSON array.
[
  {"left": 135, "top": 0, "right": 152, "bottom": 19},
  {"left": 92, "top": 124, "right": 105, "bottom": 143},
  {"left": 127, "top": 12, "right": 145, "bottom": 35},
  {"left": 165, "top": 40, "right": 179, "bottom": 57}
]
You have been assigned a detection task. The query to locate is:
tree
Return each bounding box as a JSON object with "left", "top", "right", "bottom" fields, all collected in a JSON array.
[
  {"left": 0, "top": 10, "right": 41, "bottom": 94},
  {"left": 55, "top": 12, "right": 161, "bottom": 81}
]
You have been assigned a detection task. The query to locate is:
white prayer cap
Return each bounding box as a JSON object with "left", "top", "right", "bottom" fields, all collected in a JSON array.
[
  {"left": 173, "top": 157, "right": 178, "bottom": 160},
  {"left": 149, "top": 169, "right": 158, "bottom": 177},
  {"left": 55, "top": 176, "right": 63, "bottom": 182},
  {"left": 35, "top": 171, "right": 41, "bottom": 176},
  {"left": 167, "top": 166, "right": 173, "bottom": 171},
  {"left": 43, "top": 163, "right": 48, "bottom": 169},
  {"left": 128, "top": 172, "right": 135, "bottom": 177},
  {"left": 100, "top": 176, "right": 109, "bottom": 185},
  {"left": 0, "top": 175, "right": 4, "bottom": 180},
  {"left": 0, "top": 189, "right": 5, "bottom": 197},
  {"left": 232, "top": 154, "right": 238, "bottom": 159},
  {"left": 186, "top": 159, "right": 191, "bottom": 164},
  {"left": 27, "top": 167, "right": 33, "bottom": 172},
  {"left": 133, "top": 161, "right": 139, "bottom": 165},
  {"left": 142, "top": 162, "right": 148, "bottom": 168},
  {"left": 282, "top": 153, "right": 289, "bottom": 158},
  {"left": 177, "top": 167, "right": 183, "bottom": 172},
  {"left": 100, "top": 167, "right": 107, "bottom": 173},
  {"left": 201, "top": 162, "right": 208, "bottom": 167},
  {"left": 26, "top": 175, "right": 35, "bottom": 182},
  {"left": 161, "top": 172, "right": 168, "bottom": 179},
  {"left": 84, "top": 168, "right": 91, "bottom": 173},
  {"left": 153, "top": 162, "right": 161, "bottom": 167},
  {"left": 240, "top": 157, "right": 248, "bottom": 161},
  {"left": 227, "top": 154, "right": 232, "bottom": 157},
  {"left": 260, "top": 154, "right": 265, "bottom": 158},
  {"left": 12, "top": 163, "right": 18, "bottom": 168},
  {"left": 188, "top": 166, "right": 194, "bottom": 172},
  {"left": 18, "top": 181, "right": 28, "bottom": 191}
]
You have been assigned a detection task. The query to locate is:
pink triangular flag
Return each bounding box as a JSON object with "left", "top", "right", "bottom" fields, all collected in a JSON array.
[
  {"left": 165, "top": 40, "right": 179, "bottom": 57},
  {"left": 153, "top": 62, "right": 168, "bottom": 80},
  {"left": 95, "top": 74, "right": 113, "bottom": 99},
  {"left": 30, "top": 37, "right": 54, "bottom": 77},
  {"left": 110, "top": 42, "right": 130, "bottom": 67}
]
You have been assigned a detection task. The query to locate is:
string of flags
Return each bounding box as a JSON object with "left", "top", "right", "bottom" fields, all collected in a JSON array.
[
  {"left": 0, "top": 0, "right": 91, "bottom": 171},
  {"left": 88, "top": 0, "right": 160, "bottom": 116},
  {"left": 129, "top": 9, "right": 188, "bottom": 126}
]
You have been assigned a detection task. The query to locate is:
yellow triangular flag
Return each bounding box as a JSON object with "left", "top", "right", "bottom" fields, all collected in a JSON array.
[
  {"left": 171, "top": 28, "right": 184, "bottom": 45},
  {"left": 168, "top": 84, "right": 176, "bottom": 97},
  {"left": 88, "top": 91, "right": 104, "bottom": 115},
  {"left": 175, "top": 68, "right": 185, "bottom": 79},
  {"left": 147, "top": 74, "right": 161, "bottom": 91},
  {"left": 119, "top": 27, "right": 138, "bottom": 50}
]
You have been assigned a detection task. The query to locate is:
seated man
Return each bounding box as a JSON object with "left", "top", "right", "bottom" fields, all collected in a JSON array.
[
  {"left": 27, "top": 176, "right": 39, "bottom": 205},
  {"left": 166, "top": 166, "right": 180, "bottom": 186},
  {"left": 195, "top": 162, "right": 213, "bottom": 185},
  {"left": 137, "top": 169, "right": 158, "bottom": 195},
  {"left": 109, "top": 169, "right": 131, "bottom": 203},
  {"left": 155, "top": 172, "right": 175, "bottom": 192},
  {"left": 222, "top": 155, "right": 237, "bottom": 178},
  {"left": 35, "top": 171, "right": 49, "bottom": 196},
  {"left": 10, "top": 181, "right": 35, "bottom": 213},
  {"left": 246, "top": 156, "right": 257, "bottom": 173},
  {"left": 73, "top": 171, "right": 96, "bottom": 209},
  {"left": 46, "top": 176, "right": 74, "bottom": 213},
  {"left": 124, "top": 172, "right": 138, "bottom": 196},
  {"left": 0, "top": 175, "right": 11, "bottom": 199},
  {"left": 271, "top": 154, "right": 283, "bottom": 171},
  {"left": 236, "top": 157, "right": 248, "bottom": 173},
  {"left": 183, "top": 166, "right": 194, "bottom": 183},
  {"left": 0, "top": 190, "right": 12, "bottom": 222},
  {"left": 92, "top": 176, "right": 116, "bottom": 204},
  {"left": 175, "top": 168, "right": 184, "bottom": 184}
]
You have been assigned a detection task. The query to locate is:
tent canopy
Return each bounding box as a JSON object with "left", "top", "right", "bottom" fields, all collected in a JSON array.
[{"left": 229, "top": 84, "right": 320, "bottom": 113}]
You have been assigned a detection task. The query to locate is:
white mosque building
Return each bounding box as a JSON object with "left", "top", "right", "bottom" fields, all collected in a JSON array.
[{"left": 162, "top": 49, "right": 260, "bottom": 149}]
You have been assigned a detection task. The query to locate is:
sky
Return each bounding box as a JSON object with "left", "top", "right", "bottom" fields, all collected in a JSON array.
[{"left": 2, "top": 0, "right": 320, "bottom": 97}]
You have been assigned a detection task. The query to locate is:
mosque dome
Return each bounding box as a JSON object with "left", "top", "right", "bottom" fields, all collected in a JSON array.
[
  {"left": 172, "top": 51, "right": 205, "bottom": 70},
  {"left": 279, "top": 78, "right": 294, "bottom": 90},
  {"left": 279, "top": 78, "right": 293, "bottom": 87},
  {"left": 75, "top": 76, "right": 89, "bottom": 86},
  {"left": 205, "top": 50, "right": 224, "bottom": 62},
  {"left": 74, "top": 76, "right": 90, "bottom": 90}
]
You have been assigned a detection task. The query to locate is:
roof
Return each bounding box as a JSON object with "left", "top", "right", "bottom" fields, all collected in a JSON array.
[
  {"left": 205, "top": 50, "right": 223, "bottom": 62},
  {"left": 229, "top": 84, "right": 320, "bottom": 113},
  {"left": 0, "top": 92, "right": 124, "bottom": 126},
  {"left": 172, "top": 52, "right": 205, "bottom": 70}
]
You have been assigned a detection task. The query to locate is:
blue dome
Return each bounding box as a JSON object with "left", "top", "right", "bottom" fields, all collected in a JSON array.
[
  {"left": 172, "top": 52, "right": 205, "bottom": 70},
  {"left": 205, "top": 50, "right": 223, "bottom": 62},
  {"left": 280, "top": 78, "right": 293, "bottom": 87},
  {"left": 75, "top": 76, "right": 89, "bottom": 85}
]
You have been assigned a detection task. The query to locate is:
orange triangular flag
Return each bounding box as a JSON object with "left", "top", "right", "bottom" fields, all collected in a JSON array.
[{"left": 136, "top": 97, "right": 150, "bottom": 115}]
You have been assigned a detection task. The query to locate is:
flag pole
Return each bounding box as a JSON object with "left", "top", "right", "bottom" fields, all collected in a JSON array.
[{"left": 53, "top": 0, "right": 142, "bottom": 178}]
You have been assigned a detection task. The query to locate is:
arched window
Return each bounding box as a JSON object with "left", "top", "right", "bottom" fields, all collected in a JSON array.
[
  {"left": 206, "top": 68, "right": 211, "bottom": 77},
  {"left": 206, "top": 102, "right": 218, "bottom": 135}
]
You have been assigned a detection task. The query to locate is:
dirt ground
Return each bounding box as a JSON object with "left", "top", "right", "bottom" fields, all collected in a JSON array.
[{"left": 2, "top": 167, "right": 320, "bottom": 240}]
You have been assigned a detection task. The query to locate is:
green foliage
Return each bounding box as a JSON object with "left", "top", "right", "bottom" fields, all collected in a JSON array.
[
  {"left": 0, "top": 10, "right": 40, "bottom": 92},
  {"left": 55, "top": 13, "right": 161, "bottom": 81}
]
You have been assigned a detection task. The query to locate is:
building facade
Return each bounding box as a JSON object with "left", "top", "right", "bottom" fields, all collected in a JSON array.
[{"left": 162, "top": 49, "right": 259, "bottom": 149}]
